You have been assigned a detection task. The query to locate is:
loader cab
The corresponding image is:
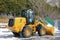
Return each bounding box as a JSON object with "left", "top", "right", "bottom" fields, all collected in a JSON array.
[{"left": 21, "top": 9, "right": 35, "bottom": 24}]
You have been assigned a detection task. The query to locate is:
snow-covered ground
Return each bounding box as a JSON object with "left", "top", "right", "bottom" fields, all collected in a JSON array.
[{"left": 0, "top": 23, "right": 60, "bottom": 40}]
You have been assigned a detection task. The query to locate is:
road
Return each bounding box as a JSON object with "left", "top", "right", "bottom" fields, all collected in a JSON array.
[{"left": 0, "top": 23, "right": 60, "bottom": 40}]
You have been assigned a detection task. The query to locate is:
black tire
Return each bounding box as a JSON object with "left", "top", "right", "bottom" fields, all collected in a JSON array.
[
  {"left": 12, "top": 32, "right": 20, "bottom": 37},
  {"left": 37, "top": 26, "right": 46, "bottom": 36},
  {"left": 19, "top": 32, "right": 23, "bottom": 37},
  {"left": 22, "top": 26, "right": 32, "bottom": 38}
]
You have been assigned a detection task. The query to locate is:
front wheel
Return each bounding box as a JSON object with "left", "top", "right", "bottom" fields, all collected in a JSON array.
[{"left": 38, "top": 27, "right": 46, "bottom": 36}]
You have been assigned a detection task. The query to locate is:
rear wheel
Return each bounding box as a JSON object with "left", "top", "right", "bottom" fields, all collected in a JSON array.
[{"left": 22, "top": 26, "right": 32, "bottom": 38}]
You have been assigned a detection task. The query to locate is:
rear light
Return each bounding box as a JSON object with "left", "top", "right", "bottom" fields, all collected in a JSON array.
[{"left": 8, "top": 19, "right": 14, "bottom": 27}]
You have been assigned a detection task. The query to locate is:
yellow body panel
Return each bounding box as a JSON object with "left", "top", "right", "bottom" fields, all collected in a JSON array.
[
  {"left": 14, "top": 17, "right": 26, "bottom": 32},
  {"left": 45, "top": 26, "right": 54, "bottom": 35},
  {"left": 7, "top": 17, "right": 26, "bottom": 33}
]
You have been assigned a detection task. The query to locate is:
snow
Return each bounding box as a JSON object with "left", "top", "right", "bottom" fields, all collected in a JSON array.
[
  {"left": 0, "top": 23, "right": 8, "bottom": 26},
  {"left": 0, "top": 26, "right": 13, "bottom": 40},
  {"left": 0, "top": 23, "right": 59, "bottom": 40}
]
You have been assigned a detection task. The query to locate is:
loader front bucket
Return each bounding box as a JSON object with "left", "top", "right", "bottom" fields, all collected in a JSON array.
[{"left": 46, "top": 26, "right": 54, "bottom": 35}]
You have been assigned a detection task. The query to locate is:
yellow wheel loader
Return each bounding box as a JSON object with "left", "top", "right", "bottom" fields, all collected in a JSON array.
[{"left": 7, "top": 9, "right": 54, "bottom": 38}]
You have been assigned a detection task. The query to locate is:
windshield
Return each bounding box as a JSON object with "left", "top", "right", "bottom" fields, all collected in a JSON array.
[
  {"left": 21, "top": 9, "right": 35, "bottom": 18},
  {"left": 26, "top": 9, "right": 34, "bottom": 18}
]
